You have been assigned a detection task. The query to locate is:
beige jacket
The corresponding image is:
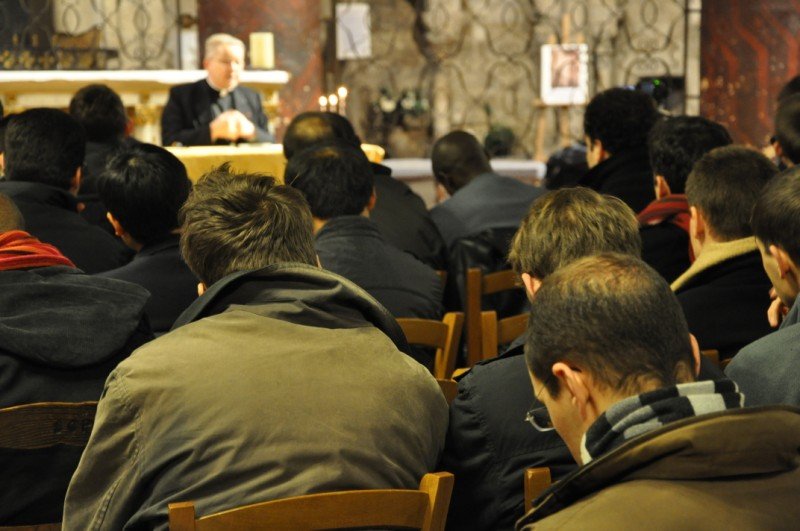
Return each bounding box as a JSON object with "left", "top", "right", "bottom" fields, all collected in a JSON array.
[
  {"left": 63, "top": 264, "right": 448, "bottom": 530},
  {"left": 517, "top": 407, "right": 800, "bottom": 530}
]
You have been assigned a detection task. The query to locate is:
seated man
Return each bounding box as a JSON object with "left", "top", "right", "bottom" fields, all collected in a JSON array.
[
  {"left": 96, "top": 143, "right": 198, "bottom": 334},
  {"left": 64, "top": 167, "right": 447, "bottom": 530},
  {"left": 283, "top": 111, "right": 447, "bottom": 269},
  {"left": 69, "top": 83, "right": 139, "bottom": 233},
  {"left": 726, "top": 167, "right": 800, "bottom": 406},
  {"left": 0, "top": 193, "right": 151, "bottom": 525},
  {"left": 0, "top": 108, "right": 131, "bottom": 273},
  {"left": 161, "top": 33, "right": 272, "bottom": 146},
  {"left": 518, "top": 253, "right": 800, "bottom": 529},
  {"left": 442, "top": 188, "right": 639, "bottom": 531},
  {"left": 430, "top": 130, "right": 544, "bottom": 250},
  {"left": 577, "top": 87, "right": 660, "bottom": 214},
  {"left": 672, "top": 146, "right": 776, "bottom": 359},
  {"left": 285, "top": 142, "right": 443, "bottom": 359},
  {"left": 639, "top": 116, "right": 732, "bottom": 282}
]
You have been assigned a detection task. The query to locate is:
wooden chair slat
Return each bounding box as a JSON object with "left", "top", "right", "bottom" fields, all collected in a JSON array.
[
  {"left": 436, "top": 379, "right": 458, "bottom": 405},
  {"left": 398, "top": 313, "right": 464, "bottom": 380},
  {"left": 169, "top": 472, "right": 454, "bottom": 531},
  {"left": 0, "top": 401, "right": 97, "bottom": 449},
  {"left": 524, "top": 467, "right": 552, "bottom": 513}
]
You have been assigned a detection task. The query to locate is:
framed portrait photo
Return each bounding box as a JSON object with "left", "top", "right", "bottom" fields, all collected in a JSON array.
[{"left": 541, "top": 44, "right": 589, "bottom": 106}]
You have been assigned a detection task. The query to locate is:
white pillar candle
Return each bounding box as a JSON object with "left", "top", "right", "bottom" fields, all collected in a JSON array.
[{"left": 249, "top": 32, "right": 275, "bottom": 69}]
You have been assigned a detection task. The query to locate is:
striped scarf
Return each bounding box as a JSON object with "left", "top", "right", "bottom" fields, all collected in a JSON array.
[
  {"left": 0, "top": 230, "right": 76, "bottom": 271},
  {"left": 580, "top": 379, "right": 744, "bottom": 464}
]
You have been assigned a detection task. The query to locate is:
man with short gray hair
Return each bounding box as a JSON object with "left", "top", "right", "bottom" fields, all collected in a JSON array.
[{"left": 161, "top": 32, "right": 272, "bottom": 145}]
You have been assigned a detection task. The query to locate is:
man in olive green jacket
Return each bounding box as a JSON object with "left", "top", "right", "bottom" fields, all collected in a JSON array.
[
  {"left": 63, "top": 168, "right": 447, "bottom": 530},
  {"left": 518, "top": 253, "right": 800, "bottom": 530}
]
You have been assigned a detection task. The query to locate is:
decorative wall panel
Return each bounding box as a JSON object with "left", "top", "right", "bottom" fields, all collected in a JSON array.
[{"left": 701, "top": 0, "right": 800, "bottom": 146}]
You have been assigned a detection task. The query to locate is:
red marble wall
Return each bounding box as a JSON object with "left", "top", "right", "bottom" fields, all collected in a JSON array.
[
  {"left": 198, "top": 0, "right": 324, "bottom": 140},
  {"left": 701, "top": 0, "right": 800, "bottom": 146}
]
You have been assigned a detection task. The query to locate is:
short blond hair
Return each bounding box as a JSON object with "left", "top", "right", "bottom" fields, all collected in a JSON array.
[
  {"left": 204, "top": 33, "right": 245, "bottom": 59},
  {"left": 509, "top": 187, "right": 641, "bottom": 279}
]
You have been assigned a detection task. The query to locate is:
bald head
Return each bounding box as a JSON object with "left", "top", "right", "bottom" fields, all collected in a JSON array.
[
  {"left": 431, "top": 131, "right": 492, "bottom": 194},
  {"left": 283, "top": 112, "right": 361, "bottom": 160},
  {"left": 0, "top": 193, "right": 24, "bottom": 233}
]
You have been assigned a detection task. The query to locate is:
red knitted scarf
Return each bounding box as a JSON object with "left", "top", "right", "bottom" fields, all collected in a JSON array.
[
  {"left": 637, "top": 194, "right": 691, "bottom": 233},
  {"left": 0, "top": 230, "right": 76, "bottom": 271}
]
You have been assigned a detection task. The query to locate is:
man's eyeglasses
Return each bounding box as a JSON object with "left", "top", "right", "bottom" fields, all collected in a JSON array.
[
  {"left": 525, "top": 384, "right": 554, "bottom": 432},
  {"left": 525, "top": 405, "right": 555, "bottom": 432}
]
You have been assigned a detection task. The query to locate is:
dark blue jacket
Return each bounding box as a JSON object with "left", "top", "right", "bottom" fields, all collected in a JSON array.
[{"left": 97, "top": 235, "right": 198, "bottom": 335}]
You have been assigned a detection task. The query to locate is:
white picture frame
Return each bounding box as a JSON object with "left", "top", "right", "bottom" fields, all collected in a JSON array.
[{"left": 540, "top": 44, "right": 589, "bottom": 106}]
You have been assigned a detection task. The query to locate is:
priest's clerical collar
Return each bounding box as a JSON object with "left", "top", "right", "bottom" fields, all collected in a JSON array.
[{"left": 205, "top": 78, "right": 230, "bottom": 98}]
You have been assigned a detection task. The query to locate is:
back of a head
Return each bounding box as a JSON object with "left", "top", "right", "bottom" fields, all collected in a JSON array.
[
  {"left": 526, "top": 253, "right": 694, "bottom": 397},
  {"left": 180, "top": 164, "right": 317, "bottom": 286},
  {"left": 204, "top": 33, "right": 245, "bottom": 59},
  {"left": 584, "top": 88, "right": 659, "bottom": 154},
  {"left": 752, "top": 166, "right": 800, "bottom": 266},
  {"left": 283, "top": 112, "right": 360, "bottom": 160},
  {"left": 509, "top": 187, "right": 642, "bottom": 278},
  {"left": 0, "top": 192, "right": 24, "bottom": 233},
  {"left": 69, "top": 84, "right": 127, "bottom": 143},
  {"left": 775, "top": 94, "right": 800, "bottom": 165},
  {"left": 98, "top": 143, "right": 191, "bottom": 246},
  {"left": 778, "top": 75, "right": 800, "bottom": 103},
  {"left": 648, "top": 115, "right": 733, "bottom": 193},
  {"left": 686, "top": 146, "right": 778, "bottom": 241},
  {"left": 0, "top": 113, "right": 16, "bottom": 155},
  {"left": 4, "top": 108, "right": 86, "bottom": 190},
  {"left": 431, "top": 130, "right": 492, "bottom": 192},
  {"left": 284, "top": 140, "right": 374, "bottom": 219}
]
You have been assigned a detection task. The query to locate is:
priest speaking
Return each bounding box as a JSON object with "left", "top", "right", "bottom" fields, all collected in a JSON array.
[{"left": 161, "top": 33, "right": 273, "bottom": 146}]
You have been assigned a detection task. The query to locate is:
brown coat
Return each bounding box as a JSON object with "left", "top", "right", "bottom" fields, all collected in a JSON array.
[{"left": 518, "top": 407, "right": 800, "bottom": 530}]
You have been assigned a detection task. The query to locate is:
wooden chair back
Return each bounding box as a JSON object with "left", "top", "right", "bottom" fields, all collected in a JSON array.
[
  {"left": 0, "top": 401, "right": 97, "bottom": 450},
  {"left": 523, "top": 467, "right": 552, "bottom": 513},
  {"left": 480, "top": 311, "right": 529, "bottom": 360},
  {"left": 168, "top": 471, "right": 455, "bottom": 531},
  {"left": 465, "top": 268, "right": 522, "bottom": 366},
  {"left": 397, "top": 312, "right": 464, "bottom": 379},
  {"left": 0, "top": 402, "right": 97, "bottom": 531},
  {"left": 435, "top": 379, "right": 458, "bottom": 405}
]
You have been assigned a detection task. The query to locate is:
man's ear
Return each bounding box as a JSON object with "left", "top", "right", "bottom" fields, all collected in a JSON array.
[
  {"left": 770, "top": 244, "right": 794, "bottom": 280},
  {"left": 106, "top": 212, "right": 126, "bottom": 238},
  {"left": 654, "top": 175, "right": 672, "bottom": 200},
  {"left": 70, "top": 167, "right": 82, "bottom": 196},
  {"left": 689, "top": 205, "right": 707, "bottom": 256},
  {"left": 521, "top": 273, "right": 543, "bottom": 300},
  {"left": 689, "top": 333, "right": 701, "bottom": 378},
  {"left": 366, "top": 188, "right": 377, "bottom": 212},
  {"left": 197, "top": 282, "right": 206, "bottom": 296},
  {"left": 552, "top": 362, "right": 595, "bottom": 423}
]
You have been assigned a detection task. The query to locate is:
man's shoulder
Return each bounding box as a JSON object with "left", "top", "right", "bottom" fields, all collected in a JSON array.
[{"left": 729, "top": 323, "right": 800, "bottom": 375}]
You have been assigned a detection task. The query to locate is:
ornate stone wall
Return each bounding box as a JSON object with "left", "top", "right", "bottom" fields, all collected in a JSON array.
[{"left": 338, "top": 0, "right": 694, "bottom": 158}]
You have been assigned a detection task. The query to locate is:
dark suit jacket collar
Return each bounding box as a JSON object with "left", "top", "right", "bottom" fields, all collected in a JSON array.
[
  {"left": 0, "top": 180, "right": 78, "bottom": 211},
  {"left": 579, "top": 148, "right": 650, "bottom": 189},
  {"left": 136, "top": 234, "right": 181, "bottom": 259}
]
